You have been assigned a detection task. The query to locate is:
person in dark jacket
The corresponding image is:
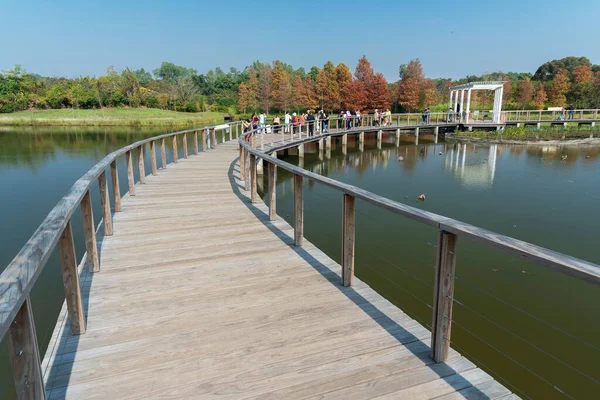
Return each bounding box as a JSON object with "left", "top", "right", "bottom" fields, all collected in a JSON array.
[
  {"left": 319, "top": 110, "right": 329, "bottom": 133},
  {"left": 306, "top": 110, "right": 316, "bottom": 136}
]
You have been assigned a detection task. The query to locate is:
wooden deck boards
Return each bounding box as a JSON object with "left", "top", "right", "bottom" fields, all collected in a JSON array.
[{"left": 42, "top": 139, "right": 516, "bottom": 399}]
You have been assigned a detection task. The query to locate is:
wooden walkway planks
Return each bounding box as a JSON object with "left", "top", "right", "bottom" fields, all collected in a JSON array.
[{"left": 42, "top": 139, "right": 516, "bottom": 399}]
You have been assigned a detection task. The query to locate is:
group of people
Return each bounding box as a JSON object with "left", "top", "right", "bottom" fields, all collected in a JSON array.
[
  {"left": 243, "top": 108, "right": 396, "bottom": 141},
  {"left": 558, "top": 105, "right": 576, "bottom": 120}
]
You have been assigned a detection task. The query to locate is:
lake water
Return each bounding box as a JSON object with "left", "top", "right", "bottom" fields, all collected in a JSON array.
[{"left": 0, "top": 127, "right": 599, "bottom": 399}]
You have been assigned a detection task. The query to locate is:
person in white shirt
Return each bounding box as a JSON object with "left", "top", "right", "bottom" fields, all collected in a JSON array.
[
  {"left": 284, "top": 112, "right": 291, "bottom": 133},
  {"left": 259, "top": 113, "right": 265, "bottom": 133}
]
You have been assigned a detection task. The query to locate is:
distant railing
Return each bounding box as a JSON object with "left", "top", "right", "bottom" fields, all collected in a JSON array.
[{"left": 238, "top": 124, "right": 600, "bottom": 398}]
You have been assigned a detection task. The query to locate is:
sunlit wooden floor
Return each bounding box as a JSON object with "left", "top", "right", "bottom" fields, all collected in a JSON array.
[{"left": 42, "top": 140, "right": 517, "bottom": 399}]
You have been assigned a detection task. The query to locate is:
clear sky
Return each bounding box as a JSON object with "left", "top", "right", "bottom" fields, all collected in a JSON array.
[{"left": 1, "top": 0, "right": 599, "bottom": 81}]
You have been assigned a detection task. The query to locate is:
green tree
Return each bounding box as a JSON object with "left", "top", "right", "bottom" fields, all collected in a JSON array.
[
  {"left": 133, "top": 68, "right": 153, "bottom": 87},
  {"left": 153, "top": 62, "right": 196, "bottom": 81}
]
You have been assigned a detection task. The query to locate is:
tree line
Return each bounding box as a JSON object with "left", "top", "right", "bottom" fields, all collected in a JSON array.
[{"left": 1, "top": 56, "right": 599, "bottom": 115}]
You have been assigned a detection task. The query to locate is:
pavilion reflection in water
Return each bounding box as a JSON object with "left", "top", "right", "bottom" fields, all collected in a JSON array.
[{"left": 445, "top": 143, "right": 498, "bottom": 188}]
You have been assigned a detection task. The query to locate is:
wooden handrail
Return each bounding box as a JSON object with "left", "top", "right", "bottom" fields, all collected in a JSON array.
[
  {"left": 238, "top": 124, "right": 600, "bottom": 364},
  {"left": 239, "top": 130, "right": 600, "bottom": 284},
  {"left": 0, "top": 121, "right": 243, "bottom": 397}
]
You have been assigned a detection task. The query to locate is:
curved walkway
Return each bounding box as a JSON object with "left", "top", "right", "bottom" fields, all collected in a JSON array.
[{"left": 42, "top": 139, "right": 516, "bottom": 399}]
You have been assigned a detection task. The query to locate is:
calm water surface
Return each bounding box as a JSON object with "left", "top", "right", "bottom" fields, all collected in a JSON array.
[
  {"left": 0, "top": 128, "right": 599, "bottom": 399},
  {"left": 260, "top": 133, "right": 600, "bottom": 399}
]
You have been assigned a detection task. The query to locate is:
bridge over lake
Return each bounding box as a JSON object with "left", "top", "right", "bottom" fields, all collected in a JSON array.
[{"left": 1, "top": 115, "right": 599, "bottom": 399}]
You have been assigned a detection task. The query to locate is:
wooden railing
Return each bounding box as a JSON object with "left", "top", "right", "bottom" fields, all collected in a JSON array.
[
  {"left": 238, "top": 125, "right": 600, "bottom": 368},
  {"left": 257, "top": 108, "right": 600, "bottom": 131},
  {"left": 0, "top": 120, "right": 245, "bottom": 399},
  {"left": 1, "top": 110, "right": 598, "bottom": 398}
]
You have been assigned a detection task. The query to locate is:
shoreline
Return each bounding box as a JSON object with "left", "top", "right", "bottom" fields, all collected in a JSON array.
[
  {"left": 0, "top": 118, "right": 219, "bottom": 127},
  {"left": 0, "top": 108, "right": 225, "bottom": 127},
  {"left": 448, "top": 136, "right": 600, "bottom": 146}
]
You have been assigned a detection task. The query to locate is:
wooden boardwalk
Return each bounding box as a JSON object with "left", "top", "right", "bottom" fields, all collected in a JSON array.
[{"left": 41, "top": 140, "right": 516, "bottom": 399}]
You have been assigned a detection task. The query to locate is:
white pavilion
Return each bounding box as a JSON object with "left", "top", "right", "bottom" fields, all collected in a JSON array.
[{"left": 448, "top": 81, "right": 505, "bottom": 124}]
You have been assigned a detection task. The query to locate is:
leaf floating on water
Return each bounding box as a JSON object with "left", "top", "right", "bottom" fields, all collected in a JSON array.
[
  {"left": 521, "top": 270, "right": 531, "bottom": 275},
  {"left": 492, "top": 268, "right": 499, "bottom": 272}
]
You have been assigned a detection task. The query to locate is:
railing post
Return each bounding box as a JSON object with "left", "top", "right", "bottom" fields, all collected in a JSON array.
[
  {"left": 8, "top": 297, "right": 46, "bottom": 400},
  {"left": 268, "top": 162, "right": 276, "bottom": 221},
  {"left": 183, "top": 133, "right": 188, "bottom": 158},
  {"left": 110, "top": 161, "right": 121, "bottom": 212},
  {"left": 342, "top": 194, "right": 355, "bottom": 287},
  {"left": 138, "top": 145, "right": 145, "bottom": 184},
  {"left": 125, "top": 150, "right": 135, "bottom": 196},
  {"left": 58, "top": 221, "right": 86, "bottom": 335},
  {"left": 431, "top": 230, "right": 458, "bottom": 363},
  {"left": 294, "top": 175, "right": 303, "bottom": 246},
  {"left": 239, "top": 145, "right": 245, "bottom": 181},
  {"left": 160, "top": 138, "right": 167, "bottom": 169},
  {"left": 244, "top": 149, "right": 251, "bottom": 191},
  {"left": 98, "top": 171, "right": 113, "bottom": 236},
  {"left": 193, "top": 131, "right": 199, "bottom": 155},
  {"left": 172, "top": 136, "right": 178, "bottom": 163},
  {"left": 203, "top": 129, "right": 208, "bottom": 151},
  {"left": 81, "top": 190, "right": 100, "bottom": 272},
  {"left": 250, "top": 153, "right": 257, "bottom": 203},
  {"left": 211, "top": 128, "right": 217, "bottom": 149},
  {"left": 150, "top": 141, "right": 157, "bottom": 176}
]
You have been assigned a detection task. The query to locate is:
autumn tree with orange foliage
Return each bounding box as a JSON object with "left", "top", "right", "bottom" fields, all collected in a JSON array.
[
  {"left": 534, "top": 83, "right": 547, "bottom": 110},
  {"left": 420, "top": 80, "right": 439, "bottom": 108},
  {"left": 517, "top": 78, "right": 534, "bottom": 108},
  {"left": 395, "top": 59, "right": 428, "bottom": 111},
  {"left": 549, "top": 69, "right": 570, "bottom": 106},
  {"left": 316, "top": 61, "right": 339, "bottom": 112},
  {"left": 352, "top": 56, "right": 390, "bottom": 111},
  {"left": 237, "top": 82, "right": 251, "bottom": 113},
  {"left": 370, "top": 73, "right": 390, "bottom": 110},
  {"left": 271, "top": 61, "right": 291, "bottom": 111},
  {"left": 257, "top": 63, "right": 272, "bottom": 113},
  {"left": 573, "top": 65, "right": 593, "bottom": 84},
  {"left": 335, "top": 63, "right": 353, "bottom": 110},
  {"left": 292, "top": 75, "right": 318, "bottom": 111}
]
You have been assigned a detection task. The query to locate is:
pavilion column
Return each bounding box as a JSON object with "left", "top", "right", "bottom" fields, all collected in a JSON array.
[
  {"left": 453, "top": 90, "right": 458, "bottom": 113},
  {"left": 497, "top": 86, "right": 504, "bottom": 123},
  {"left": 449, "top": 91, "right": 453, "bottom": 110},
  {"left": 460, "top": 90, "right": 466, "bottom": 122},
  {"left": 465, "top": 89, "right": 472, "bottom": 123}
]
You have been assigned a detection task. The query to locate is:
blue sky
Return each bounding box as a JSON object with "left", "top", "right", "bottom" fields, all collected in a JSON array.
[{"left": 1, "top": 0, "right": 599, "bottom": 81}]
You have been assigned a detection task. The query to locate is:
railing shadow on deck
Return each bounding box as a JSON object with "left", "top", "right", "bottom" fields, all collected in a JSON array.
[{"left": 225, "top": 156, "right": 489, "bottom": 398}]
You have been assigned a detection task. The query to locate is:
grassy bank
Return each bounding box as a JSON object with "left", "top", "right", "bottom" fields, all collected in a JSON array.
[
  {"left": 456, "top": 126, "right": 599, "bottom": 141},
  {"left": 0, "top": 108, "right": 225, "bottom": 127}
]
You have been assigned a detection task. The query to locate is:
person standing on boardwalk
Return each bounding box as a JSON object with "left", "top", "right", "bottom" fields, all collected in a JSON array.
[
  {"left": 292, "top": 112, "right": 299, "bottom": 134},
  {"left": 259, "top": 112, "right": 266, "bottom": 133},
  {"left": 320, "top": 110, "right": 329, "bottom": 133},
  {"left": 306, "top": 110, "right": 316, "bottom": 136},
  {"left": 568, "top": 105, "right": 575, "bottom": 120},
  {"left": 273, "top": 115, "right": 281, "bottom": 134},
  {"left": 385, "top": 109, "right": 392, "bottom": 126},
  {"left": 299, "top": 112, "right": 306, "bottom": 133},
  {"left": 284, "top": 111, "right": 291, "bottom": 133},
  {"left": 374, "top": 109, "right": 380, "bottom": 126}
]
